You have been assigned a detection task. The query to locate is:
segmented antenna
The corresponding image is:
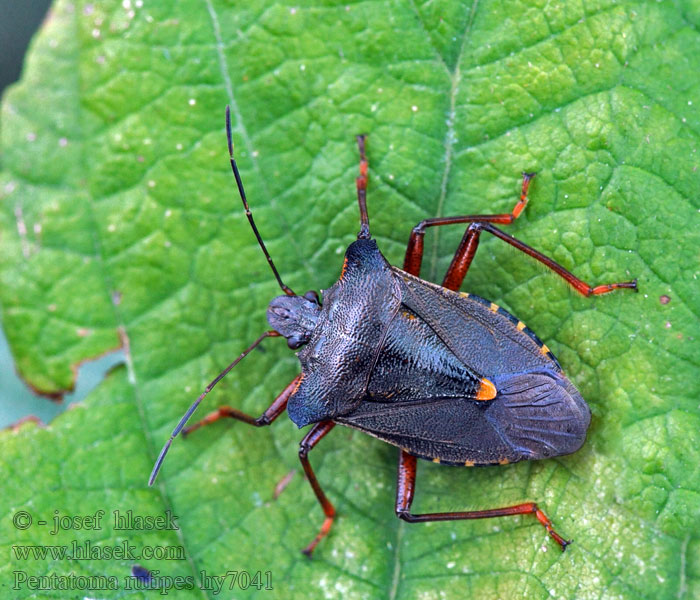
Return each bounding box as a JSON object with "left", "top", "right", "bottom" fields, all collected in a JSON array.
[
  {"left": 148, "top": 330, "right": 279, "bottom": 486},
  {"left": 226, "top": 106, "right": 294, "bottom": 296}
]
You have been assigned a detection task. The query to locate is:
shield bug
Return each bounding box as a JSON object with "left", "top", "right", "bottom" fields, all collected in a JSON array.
[{"left": 149, "top": 107, "right": 637, "bottom": 556}]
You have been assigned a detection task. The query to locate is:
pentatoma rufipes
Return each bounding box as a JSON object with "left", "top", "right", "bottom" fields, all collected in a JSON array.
[{"left": 149, "top": 106, "right": 637, "bottom": 556}]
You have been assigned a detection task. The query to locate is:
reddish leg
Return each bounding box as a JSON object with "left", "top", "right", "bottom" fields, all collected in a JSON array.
[
  {"left": 356, "top": 135, "right": 370, "bottom": 240},
  {"left": 395, "top": 450, "right": 571, "bottom": 550},
  {"left": 441, "top": 221, "right": 638, "bottom": 295},
  {"left": 181, "top": 375, "right": 301, "bottom": 436},
  {"left": 442, "top": 223, "right": 482, "bottom": 291},
  {"left": 470, "top": 223, "right": 637, "bottom": 296},
  {"left": 403, "top": 172, "right": 535, "bottom": 276},
  {"left": 299, "top": 420, "right": 337, "bottom": 556}
]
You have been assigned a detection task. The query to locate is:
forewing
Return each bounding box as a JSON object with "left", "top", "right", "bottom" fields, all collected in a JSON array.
[
  {"left": 366, "top": 303, "right": 484, "bottom": 404},
  {"left": 337, "top": 369, "right": 590, "bottom": 465},
  {"left": 394, "top": 268, "right": 560, "bottom": 377}
]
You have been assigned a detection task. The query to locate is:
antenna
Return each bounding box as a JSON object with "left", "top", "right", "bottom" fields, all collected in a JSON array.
[
  {"left": 226, "top": 105, "right": 294, "bottom": 295},
  {"left": 148, "top": 330, "right": 280, "bottom": 486}
]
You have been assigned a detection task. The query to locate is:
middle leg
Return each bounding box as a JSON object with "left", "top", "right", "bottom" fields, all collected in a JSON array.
[
  {"left": 403, "top": 172, "right": 535, "bottom": 277},
  {"left": 182, "top": 374, "right": 301, "bottom": 436}
]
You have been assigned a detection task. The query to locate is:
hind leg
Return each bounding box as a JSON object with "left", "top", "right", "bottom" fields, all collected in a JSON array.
[{"left": 395, "top": 450, "right": 571, "bottom": 550}]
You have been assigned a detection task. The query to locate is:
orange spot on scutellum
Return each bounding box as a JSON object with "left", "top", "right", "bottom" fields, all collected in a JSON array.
[{"left": 476, "top": 378, "right": 497, "bottom": 401}]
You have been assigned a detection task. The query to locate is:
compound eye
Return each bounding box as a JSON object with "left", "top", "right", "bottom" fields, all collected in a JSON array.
[
  {"left": 287, "top": 335, "right": 305, "bottom": 350},
  {"left": 303, "top": 290, "right": 320, "bottom": 305}
]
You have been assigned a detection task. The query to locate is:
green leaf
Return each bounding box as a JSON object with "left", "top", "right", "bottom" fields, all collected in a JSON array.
[{"left": 1, "top": 0, "right": 699, "bottom": 598}]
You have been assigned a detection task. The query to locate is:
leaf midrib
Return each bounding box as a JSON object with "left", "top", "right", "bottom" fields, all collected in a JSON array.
[
  {"left": 424, "top": 0, "right": 480, "bottom": 284},
  {"left": 389, "top": 2, "right": 480, "bottom": 598}
]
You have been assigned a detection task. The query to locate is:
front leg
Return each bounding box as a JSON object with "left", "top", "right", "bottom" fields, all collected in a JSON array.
[{"left": 182, "top": 375, "right": 300, "bottom": 436}]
